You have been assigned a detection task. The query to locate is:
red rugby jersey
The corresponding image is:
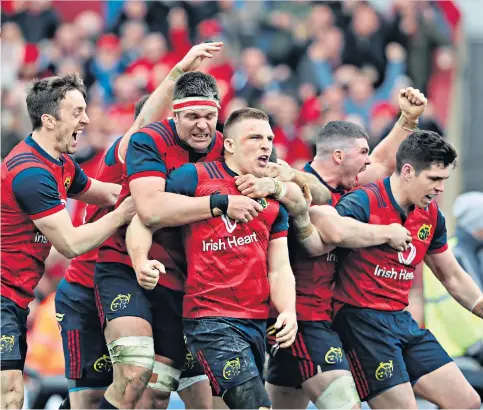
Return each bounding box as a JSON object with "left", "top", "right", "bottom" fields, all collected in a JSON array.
[
  {"left": 333, "top": 177, "right": 447, "bottom": 312},
  {"left": 1, "top": 136, "right": 91, "bottom": 308},
  {"left": 97, "top": 119, "right": 224, "bottom": 291},
  {"left": 165, "top": 161, "right": 289, "bottom": 319},
  {"left": 64, "top": 137, "right": 123, "bottom": 288}
]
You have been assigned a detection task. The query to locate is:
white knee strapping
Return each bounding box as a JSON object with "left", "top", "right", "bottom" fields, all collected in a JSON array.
[
  {"left": 314, "top": 375, "right": 360, "bottom": 409},
  {"left": 147, "top": 360, "right": 182, "bottom": 392},
  {"left": 107, "top": 336, "right": 155, "bottom": 370},
  {"left": 177, "top": 374, "right": 208, "bottom": 392}
]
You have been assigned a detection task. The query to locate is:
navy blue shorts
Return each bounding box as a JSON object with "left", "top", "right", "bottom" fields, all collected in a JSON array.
[
  {"left": 183, "top": 317, "right": 266, "bottom": 396},
  {"left": 1, "top": 296, "right": 29, "bottom": 371},
  {"left": 266, "top": 319, "right": 350, "bottom": 388},
  {"left": 332, "top": 305, "right": 453, "bottom": 402},
  {"left": 55, "top": 279, "right": 112, "bottom": 388},
  {"left": 95, "top": 262, "right": 188, "bottom": 367}
]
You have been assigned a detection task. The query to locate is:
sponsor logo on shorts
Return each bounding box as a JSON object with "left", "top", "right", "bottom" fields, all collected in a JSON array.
[
  {"left": 222, "top": 358, "right": 241, "bottom": 380},
  {"left": 417, "top": 224, "right": 432, "bottom": 241},
  {"left": 183, "top": 352, "right": 196, "bottom": 371},
  {"left": 256, "top": 198, "right": 268, "bottom": 209},
  {"left": 324, "top": 347, "right": 343, "bottom": 364},
  {"left": 64, "top": 176, "right": 72, "bottom": 190},
  {"left": 110, "top": 294, "right": 131, "bottom": 311},
  {"left": 93, "top": 354, "right": 112, "bottom": 372},
  {"left": 375, "top": 360, "right": 394, "bottom": 381},
  {"left": 0, "top": 335, "right": 15, "bottom": 354}
]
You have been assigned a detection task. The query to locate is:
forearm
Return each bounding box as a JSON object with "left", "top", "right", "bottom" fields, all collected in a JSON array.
[
  {"left": 75, "top": 181, "right": 121, "bottom": 207},
  {"left": 277, "top": 182, "right": 307, "bottom": 217},
  {"left": 126, "top": 214, "right": 154, "bottom": 272},
  {"left": 269, "top": 266, "right": 296, "bottom": 314},
  {"left": 442, "top": 268, "right": 483, "bottom": 318},
  {"left": 293, "top": 170, "right": 331, "bottom": 205},
  {"left": 336, "top": 218, "right": 393, "bottom": 248},
  {"left": 292, "top": 211, "right": 332, "bottom": 257},
  {"left": 67, "top": 211, "right": 125, "bottom": 257},
  {"left": 137, "top": 192, "right": 211, "bottom": 228}
]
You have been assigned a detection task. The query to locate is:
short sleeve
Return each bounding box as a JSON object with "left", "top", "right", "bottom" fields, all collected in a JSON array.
[
  {"left": 68, "top": 159, "right": 91, "bottom": 196},
  {"left": 270, "top": 204, "right": 289, "bottom": 240},
  {"left": 335, "top": 189, "right": 370, "bottom": 223},
  {"left": 428, "top": 208, "right": 448, "bottom": 254},
  {"left": 12, "top": 168, "right": 64, "bottom": 220},
  {"left": 126, "top": 132, "right": 167, "bottom": 182},
  {"left": 165, "top": 164, "right": 198, "bottom": 196}
]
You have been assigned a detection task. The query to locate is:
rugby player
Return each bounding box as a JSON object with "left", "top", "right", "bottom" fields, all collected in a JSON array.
[
  {"left": 328, "top": 131, "right": 483, "bottom": 408},
  {"left": 0, "top": 74, "right": 135, "bottom": 409},
  {"left": 54, "top": 41, "right": 223, "bottom": 410}
]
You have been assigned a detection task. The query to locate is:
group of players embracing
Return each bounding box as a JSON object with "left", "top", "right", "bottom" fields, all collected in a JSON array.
[{"left": 2, "top": 41, "right": 482, "bottom": 410}]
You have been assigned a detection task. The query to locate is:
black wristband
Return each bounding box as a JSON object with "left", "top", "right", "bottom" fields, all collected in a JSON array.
[{"left": 210, "top": 194, "right": 229, "bottom": 217}]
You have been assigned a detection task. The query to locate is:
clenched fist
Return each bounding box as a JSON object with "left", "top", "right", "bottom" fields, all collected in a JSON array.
[
  {"left": 399, "top": 87, "right": 427, "bottom": 121},
  {"left": 136, "top": 260, "right": 165, "bottom": 290}
]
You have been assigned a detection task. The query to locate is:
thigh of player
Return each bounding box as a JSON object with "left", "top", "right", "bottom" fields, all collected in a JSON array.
[
  {"left": 55, "top": 279, "right": 112, "bottom": 395},
  {"left": 183, "top": 317, "right": 266, "bottom": 397},
  {"left": 94, "top": 262, "right": 153, "bottom": 341},
  {"left": 332, "top": 306, "right": 414, "bottom": 403},
  {"left": 1, "top": 296, "right": 28, "bottom": 372},
  {"left": 404, "top": 320, "right": 480, "bottom": 409}
]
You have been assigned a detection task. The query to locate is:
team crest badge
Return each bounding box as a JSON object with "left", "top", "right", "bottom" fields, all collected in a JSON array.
[
  {"left": 375, "top": 360, "right": 394, "bottom": 381},
  {"left": 256, "top": 198, "right": 268, "bottom": 210},
  {"left": 222, "top": 358, "right": 241, "bottom": 380},
  {"left": 0, "top": 335, "right": 15, "bottom": 354},
  {"left": 417, "top": 224, "right": 432, "bottom": 241},
  {"left": 94, "top": 354, "right": 113, "bottom": 372},
  {"left": 110, "top": 294, "right": 131, "bottom": 311},
  {"left": 324, "top": 347, "right": 343, "bottom": 364},
  {"left": 64, "top": 176, "right": 72, "bottom": 190}
]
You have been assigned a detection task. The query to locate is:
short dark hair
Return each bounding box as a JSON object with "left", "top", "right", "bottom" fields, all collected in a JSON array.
[
  {"left": 269, "top": 146, "right": 278, "bottom": 163},
  {"left": 223, "top": 107, "right": 269, "bottom": 139},
  {"left": 26, "top": 73, "right": 87, "bottom": 130},
  {"left": 134, "top": 94, "right": 150, "bottom": 119},
  {"left": 396, "top": 130, "right": 457, "bottom": 174},
  {"left": 315, "top": 121, "right": 369, "bottom": 157},
  {"left": 173, "top": 72, "right": 219, "bottom": 102}
]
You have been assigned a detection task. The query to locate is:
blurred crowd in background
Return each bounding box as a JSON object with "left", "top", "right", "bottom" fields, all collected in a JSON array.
[{"left": 4, "top": 0, "right": 482, "bottom": 400}]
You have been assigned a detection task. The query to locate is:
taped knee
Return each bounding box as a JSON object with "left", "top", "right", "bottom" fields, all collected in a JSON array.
[
  {"left": 107, "top": 336, "right": 155, "bottom": 370},
  {"left": 314, "top": 375, "right": 360, "bottom": 409},
  {"left": 222, "top": 377, "right": 271, "bottom": 409},
  {"left": 147, "top": 360, "right": 181, "bottom": 393}
]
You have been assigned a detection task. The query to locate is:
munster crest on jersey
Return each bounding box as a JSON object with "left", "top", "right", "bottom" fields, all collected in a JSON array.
[
  {"left": 64, "top": 176, "right": 72, "bottom": 190},
  {"left": 256, "top": 198, "right": 268, "bottom": 209}
]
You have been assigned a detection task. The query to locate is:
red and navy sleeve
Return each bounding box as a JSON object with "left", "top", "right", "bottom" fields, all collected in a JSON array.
[
  {"left": 12, "top": 167, "right": 64, "bottom": 220},
  {"left": 68, "top": 159, "right": 91, "bottom": 196},
  {"left": 335, "top": 190, "right": 370, "bottom": 222},
  {"left": 428, "top": 208, "right": 448, "bottom": 254},
  {"left": 165, "top": 164, "right": 198, "bottom": 196},
  {"left": 126, "top": 131, "right": 167, "bottom": 182},
  {"left": 270, "top": 204, "right": 289, "bottom": 240}
]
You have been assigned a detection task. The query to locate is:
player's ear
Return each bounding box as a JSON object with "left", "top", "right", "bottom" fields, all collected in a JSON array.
[
  {"left": 41, "top": 114, "right": 56, "bottom": 130},
  {"left": 224, "top": 137, "right": 235, "bottom": 154},
  {"left": 401, "top": 163, "right": 415, "bottom": 180},
  {"left": 333, "top": 149, "right": 343, "bottom": 165},
  {"left": 173, "top": 112, "right": 180, "bottom": 125}
]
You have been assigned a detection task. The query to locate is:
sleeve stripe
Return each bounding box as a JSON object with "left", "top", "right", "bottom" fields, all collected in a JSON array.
[
  {"left": 158, "top": 123, "right": 176, "bottom": 146},
  {"left": 202, "top": 163, "right": 215, "bottom": 179},
  {"left": 269, "top": 230, "right": 288, "bottom": 240},
  {"left": 6, "top": 153, "right": 40, "bottom": 167},
  {"left": 29, "top": 203, "right": 65, "bottom": 220},
  {"left": 149, "top": 123, "right": 174, "bottom": 147},
  {"left": 146, "top": 124, "right": 171, "bottom": 147},
  {"left": 427, "top": 243, "right": 448, "bottom": 255},
  {"left": 7, "top": 156, "right": 44, "bottom": 171},
  {"left": 207, "top": 162, "right": 224, "bottom": 179},
  {"left": 128, "top": 170, "right": 166, "bottom": 183},
  {"left": 365, "top": 184, "right": 386, "bottom": 208}
]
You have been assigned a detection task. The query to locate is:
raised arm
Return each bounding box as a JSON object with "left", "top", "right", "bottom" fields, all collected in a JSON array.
[
  {"left": 357, "top": 87, "right": 427, "bottom": 185},
  {"left": 118, "top": 42, "right": 223, "bottom": 160}
]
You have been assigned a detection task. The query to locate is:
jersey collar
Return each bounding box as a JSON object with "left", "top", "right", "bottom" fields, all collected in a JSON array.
[
  {"left": 25, "top": 135, "right": 63, "bottom": 166},
  {"left": 222, "top": 161, "right": 238, "bottom": 177},
  {"left": 383, "top": 177, "right": 414, "bottom": 222},
  {"left": 303, "top": 162, "right": 345, "bottom": 195}
]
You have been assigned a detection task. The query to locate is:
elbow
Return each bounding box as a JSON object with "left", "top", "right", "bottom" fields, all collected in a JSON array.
[
  {"left": 320, "top": 225, "right": 344, "bottom": 246},
  {"left": 57, "top": 243, "right": 80, "bottom": 259},
  {"left": 137, "top": 206, "right": 163, "bottom": 229}
]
